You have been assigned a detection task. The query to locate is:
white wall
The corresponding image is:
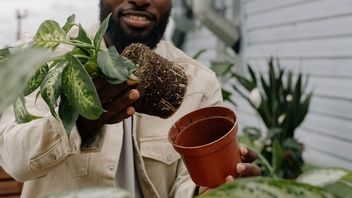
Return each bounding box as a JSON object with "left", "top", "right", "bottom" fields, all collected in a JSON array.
[
  {"left": 183, "top": 0, "right": 352, "bottom": 169},
  {"left": 241, "top": 0, "right": 352, "bottom": 169}
]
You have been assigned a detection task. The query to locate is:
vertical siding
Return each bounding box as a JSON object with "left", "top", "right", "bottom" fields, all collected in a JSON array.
[{"left": 242, "top": 0, "right": 352, "bottom": 169}]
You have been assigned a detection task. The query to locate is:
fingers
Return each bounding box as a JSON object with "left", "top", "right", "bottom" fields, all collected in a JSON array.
[
  {"left": 104, "top": 89, "right": 140, "bottom": 110},
  {"left": 236, "top": 163, "right": 261, "bottom": 177},
  {"left": 102, "top": 89, "right": 140, "bottom": 124},
  {"left": 225, "top": 175, "right": 234, "bottom": 183},
  {"left": 99, "top": 81, "right": 137, "bottom": 105},
  {"left": 240, "top": 147, "right": 258, "bottom": 163},
  {"left": 106, "top": 106, "right": 135, "bottom": 124}
]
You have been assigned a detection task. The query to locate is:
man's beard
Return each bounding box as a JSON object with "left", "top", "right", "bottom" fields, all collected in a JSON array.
[{"left": 100, "top": 2, "right": 171, "bottom": 53}]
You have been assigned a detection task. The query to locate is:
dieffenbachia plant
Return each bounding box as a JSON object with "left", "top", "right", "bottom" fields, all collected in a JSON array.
[{"left": 7, "top": 14, "right": 139, "bottom": 135}]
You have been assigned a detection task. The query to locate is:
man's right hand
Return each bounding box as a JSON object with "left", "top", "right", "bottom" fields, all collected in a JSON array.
[{"left": 76, "top": 76, "right": 140, "bottom": 143}]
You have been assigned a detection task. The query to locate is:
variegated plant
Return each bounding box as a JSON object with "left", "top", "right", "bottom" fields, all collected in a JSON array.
[{"left": 3, "top": 14, "right": 139, "bottom": 135}]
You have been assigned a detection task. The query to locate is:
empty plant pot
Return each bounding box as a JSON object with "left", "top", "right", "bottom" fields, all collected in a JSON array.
[{"left": 168, "top": 106, "right": 241, "bottom": 188}]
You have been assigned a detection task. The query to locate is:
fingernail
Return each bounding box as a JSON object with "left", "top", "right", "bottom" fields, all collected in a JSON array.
[
  {"left": 126, "top": 107, "right": 135, "bottom": 115},
  {"left": 240, "top": 147, "right": 248, "bottom": 155},
  {"left": 237, "top": 163, "right": 246, "bottom": 174},
  {"left": 225, "top": 175, "right": 234, "bottom": 183},
  {"left": 129, "top": 90, "right": 140, "bottom": 100}
]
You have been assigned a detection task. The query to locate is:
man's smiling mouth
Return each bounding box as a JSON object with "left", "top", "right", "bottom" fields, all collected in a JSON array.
[{"left": 121, "top": 10, "right": 155, "bottom": 28}]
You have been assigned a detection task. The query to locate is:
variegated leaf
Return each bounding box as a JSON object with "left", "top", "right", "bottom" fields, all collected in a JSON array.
[
  {"left": 77, "top": 24, "right": 93, "bottom": 44},
  {"left": 62, "top": 14, "right": 76, "bottom": 33},
  {"left": 0, "top": 48, "right": 10, "bottom": 63},
  {"left": 13, "top": 95, "right": 41, "bottom": 123},
  {"left": 84, "top": 54, "right": 99, "bottom": 75},
  {"left": 62, "top": 54, "right": 103, "bottom": 120},
  {"left": 33, "top": 20, "right": 66, "bottom": 49},
  {"left": 98, "top": 46, "right": 137, "bottom": 84},
  {"left": 94, "top": 13, "right": 111, "bottom": 50},
  {"left": 0, "top": 48, "right": 51, "bottom": 113},
  {"left": 40, "top": 63, "right": 66, "bottom": 119},
  {"left": 23, "top": 64, "right": 49, "bottom": 96},
  {"left": 59, "top": 94, "right": 79, "bottom": 136}
]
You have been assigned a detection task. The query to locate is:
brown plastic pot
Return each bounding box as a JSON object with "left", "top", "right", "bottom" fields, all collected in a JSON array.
[{"left": 168, "top": 106, "right": 241, "bottom": 188}]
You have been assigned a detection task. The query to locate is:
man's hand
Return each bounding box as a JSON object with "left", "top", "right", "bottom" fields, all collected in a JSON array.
[
  {"left": 198, "top": 147, "right": 261, "bottom": 195},
  {"left": 76, "top": 76, "right": 140, "bottom": 143}
]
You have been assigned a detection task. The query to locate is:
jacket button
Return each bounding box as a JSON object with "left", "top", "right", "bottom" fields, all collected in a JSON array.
[
  {"left": 109, "top": 166, "right": 114, "bottom": 171},
  {"left": 49, "top": 154, "right": 57, "bottom": 160},
  {"left": 71, "top": 143, "right": 77, "bottom": 151},
  {"left": 143, "top": 177, "right": 148, "bottom": 183}
]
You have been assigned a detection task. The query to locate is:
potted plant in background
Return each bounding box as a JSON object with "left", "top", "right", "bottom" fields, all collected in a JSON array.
[{"left": 228, "top": 57, "right": 313, "bottom": 179}]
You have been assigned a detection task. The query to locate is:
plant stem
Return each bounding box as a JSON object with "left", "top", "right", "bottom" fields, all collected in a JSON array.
[
  {"left": 61, "top": 40, "right": 95, "bottom": 50},
  {"left": 73, "top": 54, "right": 90, "bottom": 60},
  {"left": 257, "top": 152, "right": 279, "bottom": 179}
]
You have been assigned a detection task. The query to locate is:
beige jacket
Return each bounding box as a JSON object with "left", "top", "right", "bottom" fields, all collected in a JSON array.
[{"left": 0, "top": 40, "right": 223, "bottom": 198}]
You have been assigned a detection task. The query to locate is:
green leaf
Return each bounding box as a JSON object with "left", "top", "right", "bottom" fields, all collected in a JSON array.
[
  {"left": 222, "top": 88, "right": 236, "bottom": 106},
  {"left": 0, "top": 48, "right": 51, "bottom": 113},
  {"left": 84, "top": 54, "right": 100, "bottom": 75},
  {"left": 325, "top": 173, "right": 352, "bottom": 198},
  {"left": 232, "top": 72, "right": 256, "bottom": 91},
  {"left": 33, "top": 20, "right": 66, "bottom": 49},
  {"left": 200, "top": 177, "right": 336, "bottom": 198},
  {"left": 77, "top": 24, "right": 93, "bottom": 44},
  {"left": 62, "top": 14, "right": 76, "bottom": 33},
  {"left": 192, "top": 48, "right": 207, "bottom": 60},
  {"left": 23, "top": 64, "right": 49, "bottom": 96},
  {"left": 272, "top": 139, "right": 283, "bottom": 177},
  {"left": 13, "top": 95, "right": 41, "bottom": 123},
  {"left": 62, "top": 54, "right": 103, "bottom": 120},
  {"left": 297, "top": 168, "right": 350, "bottom": 187},
  {"left": 98, "top": 46, "right": 138, "bottom": 84},
  {"left": 296, "top": 92, "right": 313, "bottom": 127},
  {"left": 94, "top": 13, "right": 111, "bottom": 50},
  {"left": 40, "top": 63, "right": 66, "bottom": 119},
  {"left": 59, "top": 94, "right": 79, "bottom": 136},
  {"left": 0, "top": 48, "right": 10, "bottom": 63},
  {"left": 247, "top": 64, "right": 257, "bottom": 85}
]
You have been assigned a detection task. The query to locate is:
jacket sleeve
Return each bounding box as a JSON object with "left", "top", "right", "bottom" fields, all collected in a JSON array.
[{"left": 0, "top": 94, "right": 103, "bottom": 182}]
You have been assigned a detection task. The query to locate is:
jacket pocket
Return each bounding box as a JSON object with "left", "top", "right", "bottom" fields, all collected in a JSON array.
[
  {"left": 140, "top": 136, "right": 180, "bottom": 165},
  {"left": 67, "top": 153, "right": 89, "bottom": 178}
]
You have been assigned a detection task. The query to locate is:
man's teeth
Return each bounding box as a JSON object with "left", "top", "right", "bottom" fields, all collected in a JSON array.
[{"left": 127, "top": 15, "right": 147, "bottom": 21}]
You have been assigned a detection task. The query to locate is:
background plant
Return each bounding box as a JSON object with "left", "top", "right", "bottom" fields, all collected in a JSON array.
[{"left": 226, "top": 57, "right": 313, "bottom": 179}]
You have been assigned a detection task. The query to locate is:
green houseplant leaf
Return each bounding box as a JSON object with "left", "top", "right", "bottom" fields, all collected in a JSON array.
[
  {"left": 33, "top": 20, "right": 67, "bottom": 49},
  {"left": 13, "top": 95, "right": 41, "bottom": 123},
  {"left": 0, "top": 48, "right": 51, "bottom": 113},
  {"left": 62, "top": 14, "right": 76, "bottom": 33},
  {"left": 40, "top": 63, "right": 66, "bottom": 119},
  {"left": 23, "top": 64, "right": 49, "bottom": 96},
  {"left": 98, "top": 46, "right": 137, "bottom": 84},
  {"left": 62, "top": 54, "right": 103, "bottom": 120},
  {"left": 94, "top": 13, "right": 111, "bottom": 50},
  {"left": 59, "top": 94, "right": 79, "bottom": 136},
  {"left": 199, "top": 177, "right": 337, "bottom": 198}
]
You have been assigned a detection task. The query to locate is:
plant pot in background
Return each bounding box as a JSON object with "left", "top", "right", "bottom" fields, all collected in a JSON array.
[{"left": 169, "top": 106, "right": 241, "bottom": 188}]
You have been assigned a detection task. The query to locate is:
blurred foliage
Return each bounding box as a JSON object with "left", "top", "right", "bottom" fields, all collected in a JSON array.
[
  {"left": 214, "top": 57, "right": 313, "bottom": 179},
  {"left": 200, "top": 168, "right": 352, "bottom": 198}
]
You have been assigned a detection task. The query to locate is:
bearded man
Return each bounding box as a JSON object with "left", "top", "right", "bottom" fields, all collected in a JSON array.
[{"left": 0, "top": 0, "right": 260, "bottom": 197}]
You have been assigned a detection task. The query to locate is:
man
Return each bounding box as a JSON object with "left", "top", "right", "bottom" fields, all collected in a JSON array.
[{"left": 0, "top": 0, "right": 260, "bottom": 197}]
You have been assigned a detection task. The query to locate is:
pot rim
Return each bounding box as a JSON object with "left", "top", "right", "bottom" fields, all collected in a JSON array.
[{"left": 169, "top": 119, "right": 238, "bottom": 150}]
